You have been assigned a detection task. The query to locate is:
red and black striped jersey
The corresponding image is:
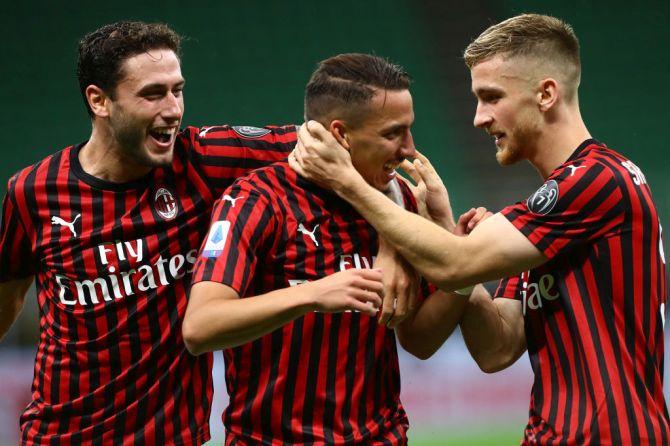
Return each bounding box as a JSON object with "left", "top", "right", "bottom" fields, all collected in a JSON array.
[
  {"left": 0, "top": 124, "right": 296, "bottom": 446},
  {"left": 192, "top": 162, "right": 413, "bottom": 445},
  {"left": 496, "top": 139, "right": 669, "bottom": 445}
]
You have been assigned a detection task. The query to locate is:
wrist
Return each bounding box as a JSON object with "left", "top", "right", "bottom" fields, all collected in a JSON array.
[{"left": 334, "top": 169, "right": 367, "bottom": 200}]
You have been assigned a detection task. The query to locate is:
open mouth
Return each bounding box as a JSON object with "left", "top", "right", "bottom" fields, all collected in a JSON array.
[
  {"left": 149, "top": 127, "right": 176, "bottom": 144},
  {"left": 491, "top": 132, "right": 505, "bottom": 144},
  {"left": 383, "top": 160, "right": 402, "bottom": 172}
]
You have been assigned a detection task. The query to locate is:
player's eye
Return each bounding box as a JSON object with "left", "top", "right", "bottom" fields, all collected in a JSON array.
[{"left": 143, "top": 92, "right": 165, "bottom": 100}]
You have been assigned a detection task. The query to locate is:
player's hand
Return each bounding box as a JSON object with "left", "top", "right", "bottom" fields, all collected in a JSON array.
[
  {"left": 454, "top": 207, "right": 493, "bottom": 236},
  {"left": 288, "top": 120, "right": 360, "bottom": 191},
  {"left": 374, "top": 239, "right": 419, "bottom": 328},
  {"left": 307, "top": 268, "right": 383, "bottom": 316},
  {"left": 398, "top": 151, "right": 455, "bottom": 231}
]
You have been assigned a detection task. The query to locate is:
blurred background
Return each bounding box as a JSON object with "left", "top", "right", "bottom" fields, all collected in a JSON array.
[{"left": 1, "top": 0, "right": 668, "bottom": 444}]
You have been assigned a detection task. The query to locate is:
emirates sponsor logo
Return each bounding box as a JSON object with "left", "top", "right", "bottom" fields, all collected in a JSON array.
[
  {"left": 55, "top": 238, "right": 197, "bottom": 306},
  {"left": 287, "top": 253, "right": 376, "bottom": 314},
  {"left": 339, "top": 253, "right": 376, "bottom": 271},
  {"left": 154, "top": 187, "right": 178, "bottom": 220},
  {"left": 521, "top": 272, "right": 560, "bottom": 315}
]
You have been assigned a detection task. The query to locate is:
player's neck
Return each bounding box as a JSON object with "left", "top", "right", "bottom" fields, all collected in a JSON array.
[
  {"left": 529, "top": 107, "right": 591, "bottom": 180},
  {"left": 80, "top": 125, "right": 153, "bottom": 183}
]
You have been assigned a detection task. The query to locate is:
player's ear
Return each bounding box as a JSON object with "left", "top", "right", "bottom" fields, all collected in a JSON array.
[
  {"left": 86, "top": 85, "right": 111, "bottom": 119},
  {"left": 537, "top": 78, "right": 559, "bottom": 112},
  {"left": 329, "top": 120, "right": 351, "bottom": 151}
]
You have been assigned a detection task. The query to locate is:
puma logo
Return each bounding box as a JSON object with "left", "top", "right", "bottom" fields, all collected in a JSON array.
[
  {"left": 51, "top": 214, "right": 81, "bottom": 237},
  {"left": 567, "top": 165, "right": 586, "bottom": 176},
  {"left": 298, "top": 223, "right": 319, "bottom": 247},
  {"left": 222, "top": 195, "right": 243, "bottom": 207}
]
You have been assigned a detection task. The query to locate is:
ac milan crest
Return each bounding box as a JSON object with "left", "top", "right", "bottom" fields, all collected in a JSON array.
[{"left": 154, "top": 187, "right": 178, "bottom": 220}]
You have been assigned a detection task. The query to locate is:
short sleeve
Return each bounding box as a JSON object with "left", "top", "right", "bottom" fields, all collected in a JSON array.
[
  {"left": 180, "top": 124, "right": 297, "bottom": 196},
  {"left": 191, "top": 179, "right": 277, "bottom": 296},
  {"left": 501, "top": 159, "right": 624, "bottom": 260},
  {"left": 0, "top": 182, "right": 35, "bottom": 282},
  {"left": 493, "top": 275, "right": 524, "bottom": 300}
]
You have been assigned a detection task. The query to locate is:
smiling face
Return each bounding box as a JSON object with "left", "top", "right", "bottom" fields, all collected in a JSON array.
[
  {"left": 344, "top": 89, "right": 416, "bottom": 191},
  {"left": 471, "top": 55, "right": 542, "bottom": 165},
  {"left": 105, "top": 48, "right": 185, "bottom": 167}
]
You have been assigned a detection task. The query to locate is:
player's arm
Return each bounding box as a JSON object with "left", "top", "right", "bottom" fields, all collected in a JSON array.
[
  {"left": 290, "top": 122, "right": 546, "bottom": 289},
  {"left": 395, "top": 287, "right": 469, "bottom": 359},
  {"left": 0, "top": 277, "right": 32, "bottom": 342},
  {"left": 0, "top": 181, "right": 35, "bottom": 342},
  {"left": 460, "top": 287, "right": 526, "bottom": 372},
  {"left": 394, "top": 208, "right": 493, "bottom": 359},
  {"left": 183, "top": 269, "right": 382, "bottom": 354}
]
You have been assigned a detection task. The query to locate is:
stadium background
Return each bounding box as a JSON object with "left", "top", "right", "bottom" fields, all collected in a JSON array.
[{"left": 0, "top": 0, "right": 668, "bottom": 444}]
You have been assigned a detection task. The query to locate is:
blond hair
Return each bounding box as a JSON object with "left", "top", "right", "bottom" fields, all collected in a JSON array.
[{"left": 464, "top": 14, "right": 581, "bottom": 99}]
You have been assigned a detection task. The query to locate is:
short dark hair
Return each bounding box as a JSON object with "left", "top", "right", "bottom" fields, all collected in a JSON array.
[
  {"left": 77, "top": 21, "right": 182, "bottom": 117},
  {"left": 305, "top": 53, "right": 411, "bottom": 126}
]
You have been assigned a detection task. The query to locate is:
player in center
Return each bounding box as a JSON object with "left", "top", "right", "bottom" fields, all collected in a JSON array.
[{"left": 183, "top": 53, "right": 472, "bottom": 444}]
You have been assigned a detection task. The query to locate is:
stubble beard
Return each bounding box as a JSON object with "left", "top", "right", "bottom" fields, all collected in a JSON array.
[
  {"left": 495, "top": 112, "right": 541, "bottom": 167},
  {"left": 111, "top": 113, "right": 174, "bottom": 169}
]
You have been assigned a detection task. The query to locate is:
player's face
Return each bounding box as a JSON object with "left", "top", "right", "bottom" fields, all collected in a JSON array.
[
  {"left": 107, "top": 49, "right": 185, "bottom": 167},
  {"left": 471, "top": 55, "right": 542, "bottom": 165},
  {"left": 346, "top": 89, "right": 416, "bottom": 191}
]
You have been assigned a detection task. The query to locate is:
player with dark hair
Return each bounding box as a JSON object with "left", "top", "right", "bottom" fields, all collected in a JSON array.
[
  {"left": 291, "top": 14, "right": 669, "bottom": 445},
  {"left": 183, "top": 53, "right": 471, "bottom": 445},
  {"left": 0, "top": 21, "right": 299, "bottom": 445}
]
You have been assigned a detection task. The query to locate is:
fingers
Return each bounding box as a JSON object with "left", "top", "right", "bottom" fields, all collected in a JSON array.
[
  {"left": 467, "top": 206, "right": 488, "bottom": 232},
  {"left": 288, "top": 148, "right": 304, "bottom": 173},
  {"left": 354, "top": 267, "right": 384, "bottom": 283},
  {"left": 378, "top": 293, "right": 394, "bottom": 326},
  {"left": 398, "top": 159, "right": 421, "bottom": 185},
  {"left": 455, "top": 208, "right": 476, "bottom": 236},
  {"left": 412, "top": 154, "right": 442, "bottom": 190},
  {"left": 455, "top": 207, "right": 492, "bottom": 235},
  {"left": 349, "top": 287, "right": 383, "bottom": 310},
  {"left": 304, "top": 120, "right": 331, "bottom": 140}
]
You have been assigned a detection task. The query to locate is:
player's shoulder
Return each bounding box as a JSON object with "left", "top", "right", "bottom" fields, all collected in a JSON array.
[
  {"left": 179, "top": 124, "right": 297, "bottom": 151},
  {"left": 229, "top": 161, "right": 295, "bottom": 197},
  {"left": 552, "top": 139, "right": 644, "bottom": 190},
  {"left": 6, "top": 145, "right": 75, "bottom": 196}
]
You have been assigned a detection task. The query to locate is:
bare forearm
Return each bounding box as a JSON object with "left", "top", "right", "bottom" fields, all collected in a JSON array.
[
  {"left": 184, "top": 284, "right": 313, "bottom": 354},
  {"left": 337, "top": 177, "right": 468, "bottom": 288},
  {"left": 0, "top": 278, "right": 31, "bottom": 342},
  {"left": 184, "top": 269, "right": 382, "bottom": 354},
  {"left": 396, "top": 288, "right": 469, "bottom": 359},
  {"left": 459, "top": 287, "right": 526, "bottom": 372}
]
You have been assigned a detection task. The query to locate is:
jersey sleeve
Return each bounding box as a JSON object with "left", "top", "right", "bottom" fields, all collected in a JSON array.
[
  {"left": 0, "top": 178, "right": 35, "bottom": 282},
  {"left": 493, "top": 275, "right": 524, "bottom": 300},
  {"left": 180, "top": 124, "right": 297, "bottom": 197},
  {"left": 501, "top": 159, "right": 625, "bottom": 260},
  {"left": 191, "top": 179, "right": 278, "bottom": 296}
]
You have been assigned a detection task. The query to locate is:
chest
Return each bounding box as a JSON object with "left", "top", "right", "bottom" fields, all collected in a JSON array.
[{"left": 265, "top": 206, "right": 379, "bottom": 286}]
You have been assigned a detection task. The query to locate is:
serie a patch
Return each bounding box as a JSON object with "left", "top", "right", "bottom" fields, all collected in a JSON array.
[
  {"left": 202, "top": 220, "right": 231, "bottom": 258},
  {"left": 527, "top": 180, "right": 559, "bottom": 215},
  {"left": 232, "top": 125, "right": 271, "bottom": 138}
]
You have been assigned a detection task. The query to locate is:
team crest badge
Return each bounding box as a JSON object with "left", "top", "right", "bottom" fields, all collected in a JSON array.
[
  {"left": 154, "top": 187, "right": 179, "bottom": 220},
  {"left": 232, "top": 125, "right": 271, "bottom": 138},
  {"left": 203, "top": 220, "right": 231, "bottom": 258},
  {"left": 527, "top": 180, "right": 559, "bottom": 215}
]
